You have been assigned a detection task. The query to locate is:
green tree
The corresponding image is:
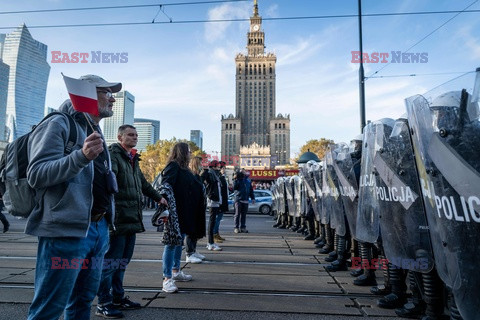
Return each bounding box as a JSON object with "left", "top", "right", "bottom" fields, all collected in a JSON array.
[
  {"left": 139, "top": 137, "right": 203, "bottom": 183},
  {"left": 294, "top": 138, "right": 334, "bottom": 164}
]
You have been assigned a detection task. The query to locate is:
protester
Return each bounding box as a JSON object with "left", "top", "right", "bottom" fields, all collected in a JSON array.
[
  {"left": 213, "top": 161, "right": 229, "bottom": 243},
  {"left": 96, "top": 125, "right": 165, "bottom": 318},
  {"left": 159, "top": 142, "right": 205, "bottom": 293},
  {"left": 26, "top": 74, "right": 121, "bottom": 319},
  {"left": 233, "top": 169, "right": 255, "bottom": 233},
  {"left": 201, "top": 160, "right": 223, "bottom": 251},
  {"left": 185, "top": 156, "right": 207, "bottom": 264}
]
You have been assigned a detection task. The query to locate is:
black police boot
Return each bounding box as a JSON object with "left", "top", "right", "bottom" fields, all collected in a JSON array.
[
  {"left": 371, "top": 263, "right": 392, "bottom": 295},
  {"left": 353, "top": 242, "right": 376, "bottom": 286},
  {"left": 422, "top": 269, "right": 448, "bottom": 320},
  {"left": 319, "top": 225, "right": 334, "bottom": 254},
  {"left": 350, "top": 269, "right": 364, "bottom": 277},
  {"left": 326, "top": 236, "right": 348, "bottom": 272},
  {"left": 377, "top": 266, "right": 407, "bottom": 309},
  {"left": 395, "top": 301, "right": 426, "bottom": 319}
]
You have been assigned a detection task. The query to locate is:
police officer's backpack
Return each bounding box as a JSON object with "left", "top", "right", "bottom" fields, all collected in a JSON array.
[{"left": 0, "top": 112, "right": 77, "bottom": 217}]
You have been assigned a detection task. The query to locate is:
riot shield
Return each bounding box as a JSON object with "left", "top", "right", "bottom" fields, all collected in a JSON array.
[
  {"left": 312, "top": 163, "right": 323, "bottom": 221},
  {"left": 326, "top": 143, "right": 348, "bottom": 236},
  {"left": 406, "top": 89, "right": 480, "bottom": 319},
  {"left": 355, "top": 118, "right": 395, "bottom": 243},
  {"left": 276, "top": 177, "right": 286, "bottom": 215},
  {"left": 374, "top": 117, "right": 434, "bottom": 272},
  {"left": 270, "top": 183, "right": 278, "bottom": 214},
  {"left": 293, "top": 175, "right": 302, "bottom": 218},
  {"left": 285, "top": 177, "right": 296, "bottom": 216},
  {"left": 333, "top": 143, "right": 359, "bottom": 239},
  {"left": 320, "top": 158, "right": 331, "bottom": 225}
]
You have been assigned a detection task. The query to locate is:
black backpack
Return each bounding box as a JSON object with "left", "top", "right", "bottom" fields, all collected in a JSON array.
[{"left": 0, "top": 112, "right": 77, "bottom": 217}]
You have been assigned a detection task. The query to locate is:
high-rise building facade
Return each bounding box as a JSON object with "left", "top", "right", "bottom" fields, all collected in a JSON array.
[
  {"left": 1, "top": 24, "right": 50, "bottom": 142},
  {"left": 134, "top": 118, "right": 160, "bottom": 152},
  {"left": 0, "top": 58, "right": 9, "bottom": 141},
  {"left": 103, "top": 90, "right": 135, "bottom": 146},
  {"left": 190, "top": 130, "right": 203, "bottom": 150},
  {"left": 221, "top": 1, "right": 290, "bottom": 165}
]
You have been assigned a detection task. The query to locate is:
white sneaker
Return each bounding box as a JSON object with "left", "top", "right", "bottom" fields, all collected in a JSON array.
[
  {"left": 186, "top": 255, "right": 202, "bottom": 264},
  {"left": 193, "top": 252, "right": 205, "bottom": 260},
  {"left": 162, "top": 279, "right": 178, "bottom": 293},
  {"left": 206, "top": 243, "right": 222, "bottom": 251},
  {"left": 172, "top": 270, "right": 193, "bottom": 282}
]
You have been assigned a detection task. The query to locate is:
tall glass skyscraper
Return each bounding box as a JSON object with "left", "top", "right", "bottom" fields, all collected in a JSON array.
[
  {"left": 1, "top": 24, "right": 50, "bottom": 142},
  {"left": 103, "top": 90, "right": 135, "bottom": 146},
  {"left": 190, "top": 130, "right": 203, "bottom": 150},
  {"left": 134, "top": 118, "right": 160, "bottom": 152},
  {"left": 0, "top": 58, "right": 9, "bottom": 141}
]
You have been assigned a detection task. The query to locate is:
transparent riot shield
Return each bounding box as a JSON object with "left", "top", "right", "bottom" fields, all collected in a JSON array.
[
  {"left": 312, "top": 163, "right": 323, "bottom": 221},
  {"left": 333, "top": 144, "right": 359, "bottom": 239},
  {"left": 406, "top": 89, "right": 480, "bottom": 320},
  {"left": 277, "top": 177, "right": 286, "bottom": 215},
  {"left": 326, "top": 143, "right": 348, "bottom": 236},
  {"left": 320, "top": 159, "right": 331, "bottom": 225},
  {"left": 293, "top": 176, "right": 302, "bottom": 218},
  {"left": 270, "top": 183, "right": 278, "bottom": 214},
  {"left": 373, "top": 117, "right": 434, "bottom": 272},
  {"left": 285, "top": 177, "right": 296, "bottom": 217},
  {"left": 356, "top": 118, "right": 395, "bottom": 243},
  {"left": 303, "top": 165, "right": 320, "bottom": 219}
]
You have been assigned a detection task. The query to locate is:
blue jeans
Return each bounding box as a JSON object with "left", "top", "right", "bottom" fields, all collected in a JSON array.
[
  {"left": 213, "top": 211, "right": 224, "bottom": 235},
  {"left": 97, "top": 234, "right": 136, "bottom": 305},
  {"left": 234, "top": 202, "right": 248, "bottom": 229},
  {"left": 162, "top": 234, "right": 185, "bottom": 278},
  {"left": 28, "top": 218, "right": 109, "bottom": 320}
]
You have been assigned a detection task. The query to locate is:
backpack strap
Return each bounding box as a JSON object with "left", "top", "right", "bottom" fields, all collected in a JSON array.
[{"left": 33, "top": 112, "right": 78, "bottom": 155}]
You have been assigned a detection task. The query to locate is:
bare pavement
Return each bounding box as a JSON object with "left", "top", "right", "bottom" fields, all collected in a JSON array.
[{"left": 0, "top": 212, "right": 402, "bottom": 320}]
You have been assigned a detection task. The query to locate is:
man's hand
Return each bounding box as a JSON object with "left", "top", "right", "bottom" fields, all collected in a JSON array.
[{"left": 82, "top": 132, "right": 104, "bottom": 161}]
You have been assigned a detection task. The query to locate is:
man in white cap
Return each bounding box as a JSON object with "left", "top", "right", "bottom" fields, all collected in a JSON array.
[{"left": 26, "top": 74, "right": 122, "bottom": 320}]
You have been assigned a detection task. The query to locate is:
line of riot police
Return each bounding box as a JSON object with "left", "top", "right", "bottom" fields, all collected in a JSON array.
[{"left": 269, "top": 70, "right": 480, "bottom": 320}]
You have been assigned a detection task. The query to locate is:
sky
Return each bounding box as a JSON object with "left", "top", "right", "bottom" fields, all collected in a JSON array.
[{"left": 1, "top": 0, "right": 479, "bottom": 158}]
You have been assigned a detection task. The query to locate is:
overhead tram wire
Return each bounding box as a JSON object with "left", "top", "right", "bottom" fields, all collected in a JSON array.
[
  {"left": 368, "top": 71, "right": 474, "bottom": 79},
  {"left": 0, "top": 0, "right": 251, "bottom": 15},
  {"left": 365, "top": 0, "right": 479, "bottom": 80},
  {"left": 1, "top": 9, "right": 480, "bottom": 29},
  {"left": 423, "top": 71, "right": 476, "bottom": 96}
]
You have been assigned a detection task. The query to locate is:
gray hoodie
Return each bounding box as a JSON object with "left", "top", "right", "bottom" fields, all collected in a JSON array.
[{"left": 25, "top": 100, "right": 114, "bottom": 237}]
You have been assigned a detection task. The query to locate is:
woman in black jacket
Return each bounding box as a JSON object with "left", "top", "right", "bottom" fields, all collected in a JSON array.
[{"left": 160, "top": 142, "right": 205, "bottom": 293}]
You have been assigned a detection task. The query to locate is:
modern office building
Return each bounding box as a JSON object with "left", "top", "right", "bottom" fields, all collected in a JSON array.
[
  {"left": 190, "top": 130, "right": 203, "bottom": 150},
  {"left": 134, "top": 118, "right": 160, "bottom": 152},
  {"left": 103, "top": 90, "right": 135, "bottom": 146},
  {"left": 0, "top": 58, "right": 9, "bottom": 141},
  {"left": 1, "top": 24, "right": 50, "bottom": 142},
  {"left": 221, "top": 1, "right": 290, "bottom": 165}
]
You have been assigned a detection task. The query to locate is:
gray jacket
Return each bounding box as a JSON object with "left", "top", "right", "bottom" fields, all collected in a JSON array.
[{"left": 25, "top": 100, "right": 114, "bottom": 237}]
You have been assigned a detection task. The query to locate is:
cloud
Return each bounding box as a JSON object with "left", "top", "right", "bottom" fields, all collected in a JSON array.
[
  {"left": 204, "top": 3, "right": 250, "bottom": 43},
  {"left": 265, "top": 4, "right": 279, "bottom": 18}
]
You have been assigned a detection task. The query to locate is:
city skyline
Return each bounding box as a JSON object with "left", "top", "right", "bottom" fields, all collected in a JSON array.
[{"left": 0, "top": 1, "right": 478, "bottom": 156}]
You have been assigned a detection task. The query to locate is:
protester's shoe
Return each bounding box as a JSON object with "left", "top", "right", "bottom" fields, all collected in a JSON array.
[
  {"left": 240, "top": 228, "right": 248, "bottom": 233},
  {"left": 3, "top": 221, "right": 9, "bottom": 233},
  {"left": 206, "top": 243, "right": 222, "bottom": 251},
  {"left": 214, "top": 234, "right": 224, "bottom": 243},
  {"left": 172, "top": 270, "right": 193, "bottom": 282},
  {"left": 186, "top": 255, "right": 202, "bottom": 264},
  {"left": 217, "top": 233, "right": 226, "bottom": 241},
  {"left": 234, "top": 228, "right": 240, "bottom": 234},
  {"left": 112, "top": 296, "right": 141, "bottom": 310},
  {"left": 162, "top": 279, "right": 178, "bottom": 293},
  {"left": 193, "top": 252, "right": 205, "bottom": 260},
  {"left": 95, "top": 303, "right": 124, "bottom": 318}
]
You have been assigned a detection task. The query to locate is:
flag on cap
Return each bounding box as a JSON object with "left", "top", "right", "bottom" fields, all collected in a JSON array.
[{"left": 62, "top": 73, "right": 99, "bottom": 116}]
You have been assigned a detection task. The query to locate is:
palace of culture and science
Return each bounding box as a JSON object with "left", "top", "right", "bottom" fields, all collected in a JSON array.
[{"left": 221, "top": 0, "right": 290, "bottom": 168}]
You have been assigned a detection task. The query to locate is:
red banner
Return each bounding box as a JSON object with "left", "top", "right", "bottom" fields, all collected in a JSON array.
[{"left": 246, "top": 169, "right": 299, "bottom": 180}]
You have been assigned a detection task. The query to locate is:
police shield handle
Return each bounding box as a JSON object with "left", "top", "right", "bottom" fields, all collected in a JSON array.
[{"left": 82, "top": 132, "right": 104, "bottom": 161}]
